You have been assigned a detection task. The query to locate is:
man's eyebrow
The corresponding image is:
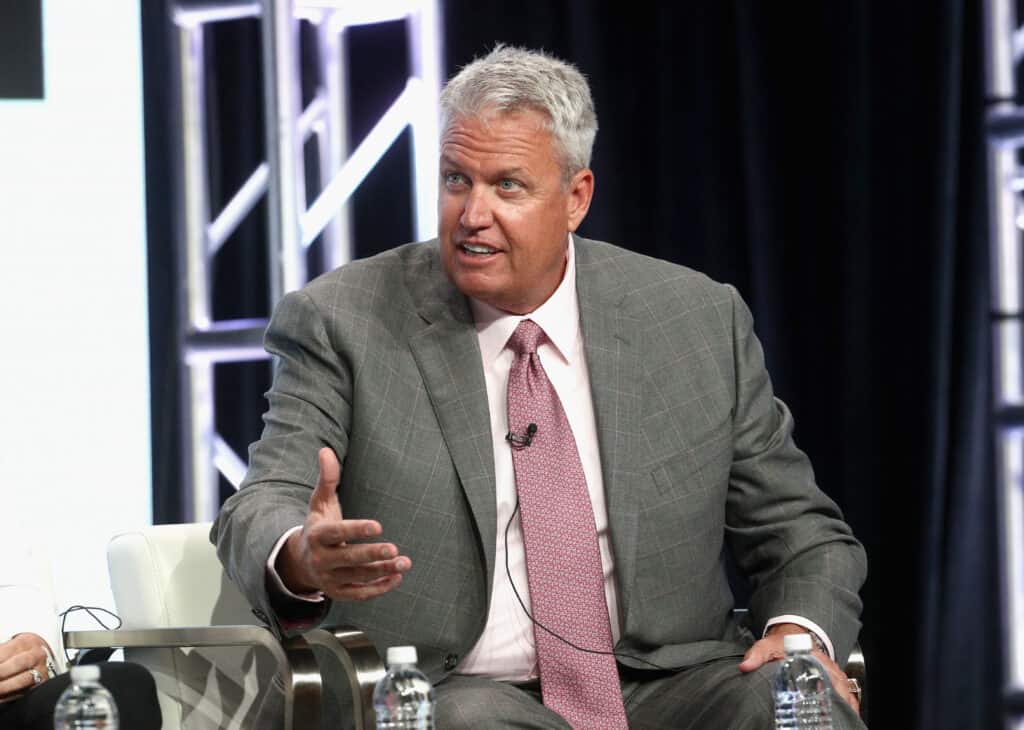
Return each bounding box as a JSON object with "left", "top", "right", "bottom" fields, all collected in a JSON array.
[{"left": 437, "top": 159, "right": 529, "bottom": 180}]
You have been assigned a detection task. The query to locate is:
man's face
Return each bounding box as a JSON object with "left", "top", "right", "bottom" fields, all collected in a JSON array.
[{"left": 438, "top": 109, "right": 594, "bottom": 314}]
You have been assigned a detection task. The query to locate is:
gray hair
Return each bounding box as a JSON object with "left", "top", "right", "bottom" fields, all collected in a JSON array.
[{"left": 439, "top": 45, "right": 598, "bottom": 182}]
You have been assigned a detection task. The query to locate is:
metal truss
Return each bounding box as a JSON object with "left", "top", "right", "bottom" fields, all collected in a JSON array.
[
  {"left": 171, "top": 0, "right": 442, "bottom": 520},
  {"left": 985, "top": 0, "right": 1024, "bottom": 725}
]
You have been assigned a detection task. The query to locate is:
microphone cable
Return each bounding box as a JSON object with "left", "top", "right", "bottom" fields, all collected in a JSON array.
[
  {"left": 59, "top": 605, "right": 122, "bottom": 665},
  {"left": 503, "top": 498, "right": 673, "bottom": 672}
]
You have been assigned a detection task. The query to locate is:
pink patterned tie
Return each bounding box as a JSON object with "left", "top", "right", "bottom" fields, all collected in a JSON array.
[{"left": 506, "top": 319, "right": 628, "bottom": 729}]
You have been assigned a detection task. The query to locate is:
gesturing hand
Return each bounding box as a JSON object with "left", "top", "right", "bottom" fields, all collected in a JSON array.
[
  {"left": 0, "top": 633, "right": 52, "bottom": 700},
  {"left": 277, "top": 448, "right": 411, "bottom": 601},
  {"left": 738, "top": 623, "right": 861, "bottom": 716}
]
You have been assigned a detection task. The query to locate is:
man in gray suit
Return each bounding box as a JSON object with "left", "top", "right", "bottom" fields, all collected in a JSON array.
[{"left": 212, "top": 46, "right": 867, "bottom": 728}]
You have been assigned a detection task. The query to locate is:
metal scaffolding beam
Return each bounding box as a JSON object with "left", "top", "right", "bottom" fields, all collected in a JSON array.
[
  {"left": 170, "top": 0, "right": 443, "bottom": 520},
  {"left": 985, "top": 0, "right": 1024, "bottom": 726}
]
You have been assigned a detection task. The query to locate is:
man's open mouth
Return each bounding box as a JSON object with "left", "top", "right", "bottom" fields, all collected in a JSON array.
[{"left": 460, "top": 243, "right": 499, "bottom": 256}]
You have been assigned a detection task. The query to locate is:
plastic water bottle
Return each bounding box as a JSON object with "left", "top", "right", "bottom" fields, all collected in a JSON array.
[
  {"left": 373, "top": 646, "right": 435, "bottom": 729},
  {"left": 53, "top": 664, "right": 119, "bottom": 729},
  {"left": 773, "top": 633, "right": 833, "bottom": 729}
]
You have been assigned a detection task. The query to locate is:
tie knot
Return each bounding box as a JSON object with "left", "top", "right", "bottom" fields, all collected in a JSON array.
[{"left": 507, "top": 319, "right": 545, "bottom": 356}]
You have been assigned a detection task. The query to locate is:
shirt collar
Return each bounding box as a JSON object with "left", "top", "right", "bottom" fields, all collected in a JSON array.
[{"left": 470, "top": 235, "right": 580, "bottom": 365}]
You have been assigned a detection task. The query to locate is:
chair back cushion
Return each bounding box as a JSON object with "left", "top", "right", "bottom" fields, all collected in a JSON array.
[
  {"left": 107, "top": 523, "right": 255, "bottom": 628},
  {"left": 107, "top": 523, "right": 274, "bottom": 730}
]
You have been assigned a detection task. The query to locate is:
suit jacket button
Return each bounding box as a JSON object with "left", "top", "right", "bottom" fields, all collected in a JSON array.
[{"left": 443, "top": 653, "right": 458, "bottom": 671}]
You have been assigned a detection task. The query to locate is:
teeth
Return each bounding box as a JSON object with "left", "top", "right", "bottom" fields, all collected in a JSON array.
[{"left": 462, "top": 244, "right": 496, "bottom": 254}]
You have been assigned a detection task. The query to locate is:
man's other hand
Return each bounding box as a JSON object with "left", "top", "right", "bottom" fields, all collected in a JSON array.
[
  {"left": 277, "top": 447, "right": 411, "bottom": 601},
  {"left": 738, "top": 623, "right": 861, "bottom": 715},
  {"left": 0, "top": 633, "right": 51, "bottom": 700}
]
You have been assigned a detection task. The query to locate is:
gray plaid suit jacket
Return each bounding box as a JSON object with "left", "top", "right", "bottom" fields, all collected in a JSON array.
[{"left": 211, "top": 235, "right": 867, "bottom": 682}]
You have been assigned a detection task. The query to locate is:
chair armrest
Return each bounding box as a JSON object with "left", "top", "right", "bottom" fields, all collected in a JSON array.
[
  {"left": 64, "top": 626, "right": 320, "bottom": 730},
  {"left": 845, "top": 643, "right": 866, "bottom": 681},
  {"left": 303, "top": 627, "right": 385, "bottom": 730}
]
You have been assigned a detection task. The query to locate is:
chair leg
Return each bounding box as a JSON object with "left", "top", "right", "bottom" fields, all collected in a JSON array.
[
  {"left": 303, "top": 627, "right": 386, "bottom": 730},
  {"left": 282, "top": 636, "right": 322, "bottom": 730}
]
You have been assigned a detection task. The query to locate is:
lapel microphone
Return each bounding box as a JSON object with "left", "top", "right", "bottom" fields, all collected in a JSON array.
[{"left": 506, "top": 423, "right": 538, "bottom": 448}]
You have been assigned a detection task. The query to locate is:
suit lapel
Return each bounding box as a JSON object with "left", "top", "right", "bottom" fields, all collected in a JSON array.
[
  {"left": 575, "top": 237, "right": 643, "bottom": 624},
  {"left": 405, "top": 243, "right": 498, "bottom": 587}
]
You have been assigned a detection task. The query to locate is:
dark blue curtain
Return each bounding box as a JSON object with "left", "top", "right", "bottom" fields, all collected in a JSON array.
[{"left": 445, "top": 3, "right": 997, "bottom": 727}]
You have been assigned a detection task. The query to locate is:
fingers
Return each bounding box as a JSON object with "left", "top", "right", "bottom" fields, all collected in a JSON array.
[
  {"left": 307, "top": 519, "right": 382, "bottom": 547},
  {"left": 0, "top": 636, "right": 47, "bottom": 700},
  {"left": 308, "top": 448, "right": 343, "bottom": 521},
  {"left": 814, "top": 653, "right": 848, "bottom": 694},
  {"left": 330, "top": 556, "right": 411, "bottom": 583},
  {"left": 827, "top": 670, "right": 860, "bottom": 715},
  {"left": 319, "top": 555, "right": 410, "bottom": 602},
  {"left": 324, "top": 573, "right": 406, "bottom": 602},
  {"left": 835, "top": 681, "right": 861, "bottom": 716},
  {"left": 0, "top": 637, "right": 18, "bottom": 666},
  {"left": 303, "top": 524, "right": 412, "bottom": 599},
  {"left": 310, "top": 536, "right": 397, "bottom": 565},
  {"left": 815, "top": 653, "right": 861, "bottom": 714},
  {"left": 738, "top": 636, "right": 785, "bottom": 673},
  {"left": 0, "top": 670, "right": 36, "bottom": 701},
  {"left": 816, "top": 652, "right": 847, "bottom": 690},
  {"left": 312, "top": 545, "right": 411, "bottom": 585}
]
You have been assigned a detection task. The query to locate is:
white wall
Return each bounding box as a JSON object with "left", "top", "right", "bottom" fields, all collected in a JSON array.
[{"left": 0, "top": 0, "right": 151, "bottom": 624}]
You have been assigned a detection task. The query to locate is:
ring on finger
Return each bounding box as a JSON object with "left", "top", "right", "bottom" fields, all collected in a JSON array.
[
  {"left": 847, "top": 677, "right": 862, "bottom": 700},
  {"left": 28, "top": 668, "right": 43, "bottom": 686}
]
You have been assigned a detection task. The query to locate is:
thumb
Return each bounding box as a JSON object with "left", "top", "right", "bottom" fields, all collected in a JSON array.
[
  {"left": 308, "top": 447, "right": 343, "bottom": 522},
  {"left": 738, "top": 640, "right": 775, "bottom": 673}
]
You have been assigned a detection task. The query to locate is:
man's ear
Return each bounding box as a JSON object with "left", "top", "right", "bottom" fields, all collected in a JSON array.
[{"left": 565, "top": 168, "right": 595, "bottom": 232}]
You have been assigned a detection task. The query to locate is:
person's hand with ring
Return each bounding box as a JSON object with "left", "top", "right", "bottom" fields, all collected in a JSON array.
[
  {"left": 0, "top": 633, "right": 54, "bottom": 701},
  {"left": 739, "top": 624, "right": 862, "bottom": 716}
]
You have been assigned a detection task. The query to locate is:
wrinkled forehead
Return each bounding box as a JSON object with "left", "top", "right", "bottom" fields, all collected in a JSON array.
[
  {"left": 439, "top": 105, "right": 571, "bottom": 185},
  {"left": 442, "top": 104, "right": 553, "bottom": 139}
]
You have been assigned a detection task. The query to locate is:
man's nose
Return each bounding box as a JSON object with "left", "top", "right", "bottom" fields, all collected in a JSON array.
[{"left": 460, "top": 187, "right": 493, "bottom": 230}]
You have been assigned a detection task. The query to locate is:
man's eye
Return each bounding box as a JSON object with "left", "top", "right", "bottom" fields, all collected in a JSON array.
[
  {"left": 498, "top": 179, "right": 520, "bottom": 191},
  {"left": 444, "top": 172, "right": 466, "bottom": 186}
]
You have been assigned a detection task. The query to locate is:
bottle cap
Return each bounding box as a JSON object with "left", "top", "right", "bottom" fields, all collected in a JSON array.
[
  {"left": 386, "top": 646, "right": 418, "bottom": 666},
  {"left": 70, "top": 664, "right": 101, "bottom": 682},
  {"left": 783, "top": 633, "right": 813, "bottom": 653}
]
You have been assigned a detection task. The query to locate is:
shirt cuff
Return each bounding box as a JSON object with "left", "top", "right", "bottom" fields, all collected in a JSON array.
[
  {"left": 266, "top": 526, "right": 326, "bottom": 604},
  {"left": 764, "top": 615, "right": 835, "bottom": 660}
]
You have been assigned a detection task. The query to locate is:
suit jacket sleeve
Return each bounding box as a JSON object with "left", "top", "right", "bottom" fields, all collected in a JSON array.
[
  {"left": 211, "top": 288, "right": 352, "bottom": 633},
  {"left": 723, "top": 284, "right": 867, "bottom": 664}
]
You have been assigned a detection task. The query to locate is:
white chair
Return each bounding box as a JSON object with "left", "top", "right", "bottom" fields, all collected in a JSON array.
[{"left": 64, "top": 523, "right": 384, "bottom": 730}]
